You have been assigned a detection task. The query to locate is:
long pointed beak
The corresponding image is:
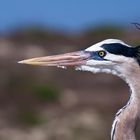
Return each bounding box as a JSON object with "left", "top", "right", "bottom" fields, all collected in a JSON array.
[{"left": 18, "top": 51, "right": 91, "bottom": 67}]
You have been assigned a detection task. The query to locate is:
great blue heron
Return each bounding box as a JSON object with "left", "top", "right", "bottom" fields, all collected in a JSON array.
[{"left": 19, "top": 39, "right": 140, "bottom": 140}]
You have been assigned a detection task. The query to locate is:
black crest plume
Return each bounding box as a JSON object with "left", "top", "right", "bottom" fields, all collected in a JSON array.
[{"left": 135, "top": 45, "right": 140, "bottom": 65}]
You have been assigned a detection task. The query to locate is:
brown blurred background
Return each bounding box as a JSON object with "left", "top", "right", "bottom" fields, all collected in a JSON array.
[
  {"left": 0, "top": 0, "right": 140, "bottom": 140},
  {"left": 0, "top": 25, "right": 139, "bottom": 140}
]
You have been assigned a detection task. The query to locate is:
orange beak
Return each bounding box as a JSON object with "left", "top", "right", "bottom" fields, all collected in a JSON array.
[{"left": 18, "top": 51, "right": 91, "bottom": 67}]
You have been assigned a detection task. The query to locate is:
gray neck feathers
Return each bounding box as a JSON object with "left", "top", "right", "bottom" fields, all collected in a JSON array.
[{"left": 111, "top": 63, "right": 140, "bottom": 140}]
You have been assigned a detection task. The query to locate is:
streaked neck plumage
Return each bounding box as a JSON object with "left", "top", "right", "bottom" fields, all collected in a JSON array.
[{"left": 111, "top": 62, "right": 140, "bottom": 140}]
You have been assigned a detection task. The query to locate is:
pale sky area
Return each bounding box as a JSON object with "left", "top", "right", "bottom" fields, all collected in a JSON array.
[{"left": 0, "top": 0, "right": 140, "bottom": 32}]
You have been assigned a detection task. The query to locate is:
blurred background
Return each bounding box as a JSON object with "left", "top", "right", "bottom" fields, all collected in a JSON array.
[{"left": 0, "top": 0, "right": 140, "bottom": 140}]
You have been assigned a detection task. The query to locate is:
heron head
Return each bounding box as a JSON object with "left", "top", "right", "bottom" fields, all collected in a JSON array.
[{"left": 19, "top": 39, "right": 140, "bottom": 77}]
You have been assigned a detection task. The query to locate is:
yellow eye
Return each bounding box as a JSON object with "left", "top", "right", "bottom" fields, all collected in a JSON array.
[{"left": 98, "top": 51, "right": 106, "bottom": 57}]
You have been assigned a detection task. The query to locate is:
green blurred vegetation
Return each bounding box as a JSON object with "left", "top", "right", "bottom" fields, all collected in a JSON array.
[
  {"left": 32, "top": 84, "right": 60, "bottom": 102},
  {"left": 5, "top": 73, "right": 60, "bottom": 126},
  {"left": 16, "top": 108, "right": 43, "bottom": 126}
]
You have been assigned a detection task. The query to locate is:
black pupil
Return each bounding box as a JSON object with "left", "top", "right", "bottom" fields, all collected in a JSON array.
[{"left": 99, "top": 51, "right": 105, "bottom": 57}]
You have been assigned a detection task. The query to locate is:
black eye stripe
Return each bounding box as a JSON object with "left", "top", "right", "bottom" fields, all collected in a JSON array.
[
  {"left": 101, "top": 43, "right": 136, "bottom": 57},
  {"left": 86, "top": 43, "right": 140, "bottom": 65}
]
